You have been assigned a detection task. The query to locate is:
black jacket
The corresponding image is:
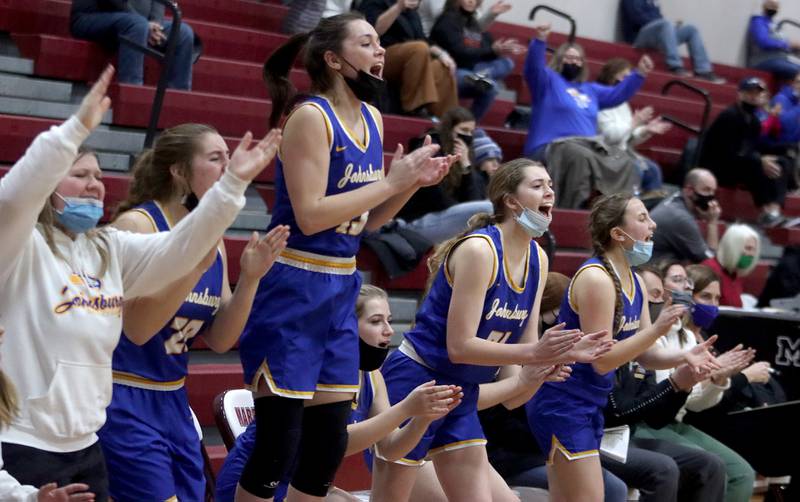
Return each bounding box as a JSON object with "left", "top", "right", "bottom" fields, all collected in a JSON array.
[
  {"left": 430, "top": 9, "right": 495, "bottom": 69},
  {"left": 698, "top": 103, "right": 762, "bottom": 184},
  {"left": 358, "top": 0, "right": 426, "bottom": 48},
  {"left": 604, "top": 361, "right": 690, "bottom": 433}
]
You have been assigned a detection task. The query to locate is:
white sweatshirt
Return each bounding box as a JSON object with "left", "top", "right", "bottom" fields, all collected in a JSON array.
[
  {"left": 0, "top": 445, "right": 37, "bottom": 501},
  {"left": 655, "top": 322, "right": 729, "bottom": 422},
  {"left": 596, "top": 102, "right": 650, "bottom": 150},
  {"left": 0, "top": 116, "right": 247, "bottom": 453}
]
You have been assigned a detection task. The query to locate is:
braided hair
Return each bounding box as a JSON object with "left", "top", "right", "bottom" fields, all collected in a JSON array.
[{"left": 588, "top": 193, "right": 634, "bottom": 335}]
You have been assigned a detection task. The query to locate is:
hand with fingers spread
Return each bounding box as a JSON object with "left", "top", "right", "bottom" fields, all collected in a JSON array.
[
  {"left": 563, "top": 330, "right": 614, "bottom": 364},
  {"left": 37, "top": 483, "right": 95, "bottom": 502},
  {"left": 401, "top": 380, "right": 463, "bottom": 420},
  {"left": 386, "top": 137, "right": 442, "bottom": 192},
  {"left": 489, "top": 0, "right": 512, "bottom": 16},
  {"left": 239, "top": 225, "right": 290, "bottom": 283},
  {"left": 226, "top": 129, "right": 282, "bottom": 182},
  {"left": 76, "top": 65, "right": 114, "bottom": 132},
  {"left": 709, "top": 345, "right": 755, "bottom": 384},
  {"left": 685, "top": 334, "right": 721, "bottom": 375},
  {"left": 669, "top": 363, "right": 706, "bottom": 392},
  {"left": 526, "top": 323, "right": 581, "bottom": 364},
  {"left": 632, "top": 106, "right": 655, "bottom": 127}
]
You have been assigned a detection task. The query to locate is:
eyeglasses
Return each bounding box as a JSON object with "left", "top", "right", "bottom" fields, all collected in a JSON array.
[{"left": 667, "top": 274, "right": 694, "bottom": 290}]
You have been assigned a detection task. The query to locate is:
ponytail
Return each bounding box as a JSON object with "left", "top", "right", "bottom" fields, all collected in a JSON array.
[
  {"left": 0, "top": 371, "right": 18, "bottom": 430},
  {"left": 264, "top": 32, "right": 311, "bottom": 128},
  {"left": 597, "top": 253, "right": 624, "bottom": 335}
]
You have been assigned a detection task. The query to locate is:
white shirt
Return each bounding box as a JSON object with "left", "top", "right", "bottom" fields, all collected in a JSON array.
[
  {"left": 596, "top": 102, "right": 650, "bottom": 150},
  {"left": 0, "top": 445, "right": 37, "bottom": 501}
]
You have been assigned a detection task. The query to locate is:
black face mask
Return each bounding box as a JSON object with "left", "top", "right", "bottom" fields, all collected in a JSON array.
[
  {"left": 342, "top": 59, "right": 386, "bottom": 103},
  {"left": 359, "top": 338, "right": 390, "bottom": 371},
  {"left": 183, "top": 192, "right": 199, "bottom": 211},
  {"left": 648, "top": 301, "right": 665, "bottom": 322},
  {"left": 561, "top": 63, "right": 582, "bottom": 81},
  {"left": 692, "top": 192, "right": 715, "bottom": 211},
  {"left": 765, "top": 8, "right": 778, "bottom": 17},
  {"left": 457, "top": 133, "right": 473, "bottom": 147},
  {"left": 740, "top": 102, "right": 758, "bottom": 114}
]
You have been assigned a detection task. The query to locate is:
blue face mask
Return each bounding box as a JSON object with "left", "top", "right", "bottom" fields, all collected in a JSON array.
[
  {"left": 691, "top": 303, "right": 719, "bottom": 329},
  {"left": 55, "top": 194, "right": 104, "bottom": 233},
  {"left": 619, "top": 229, "right": 653, "bottom": 266},
  {"left": 515, "top": 206, "right": 551, "bottom": 238}
]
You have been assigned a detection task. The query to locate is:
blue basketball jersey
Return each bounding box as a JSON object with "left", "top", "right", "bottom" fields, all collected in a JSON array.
[
  {"left": 268, "top": 95, "right": 384, "bottom": 257},
  {"left": 112, "top": 201, "right": 224, "bottom": 384},
  {"left": 544, "top": 257, "right": 644, "bottom": 407},
  {"left": 351, "top": 370, "right": 377, "bottom": 425},
  {"left": 403, "top": 225, "right": 543, "bottom": 384}
]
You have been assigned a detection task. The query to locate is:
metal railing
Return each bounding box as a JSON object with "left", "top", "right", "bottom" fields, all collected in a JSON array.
[
  {"left": 118, "top": 0, "right": 183, "bottom": 148},
  {"left": 777, "top": 19, "right": 800, "bottom": 34},
  {"left": 660, "top": 79, "right": 713, "bottom": 168},
  {"left": 529, "top": 5, "right": 576, "bottom": 43}
]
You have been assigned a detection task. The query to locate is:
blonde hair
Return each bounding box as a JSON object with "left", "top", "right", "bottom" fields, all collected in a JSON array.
[
  {"left": 356, "top": 284, "right": 389, "bottom": 318},
  {"left": 550, "top": 43, "right": 589, "bottom": 83},
  {"left": 37, "top": 149, "right": 111, "bottom": 277},
  {"left": 716, "top": 224, "right": 760, "bottom": 276},
  {"left": 0, "top": 371, "right": 18, "bottom": 429}
]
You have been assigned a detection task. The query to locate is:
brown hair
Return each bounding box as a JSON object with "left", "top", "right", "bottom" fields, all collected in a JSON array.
[
  {"left": 264, "top": 12, "right": 367, "bottom": 127},
  {"left": 635, "top": 264, "right": 663, "bottom": 280},
  {"left": 356, "top": 284, "right": 389, "bottom": 318},
  {"left": 426, "top": 158, "right": 544, "bottom": 291},
  {"left": 116, "top": 123, "right": 219, "bottom": 216},
  {"left": 541, "top": 272, "right": 570, "bottom": 313},
  {"left": 37, "top": 148, "right": 111, "bottom": 277},
  {"left": 686, "top": 264, "right": 720, "bottom": 296},
  {"left": 0, "top": 371, "right": 18, "bottom": 430},
  {"left": 596, "top": 57, "right": 632, "bottom": 86},
  {"left": 589, "top": 193, "right": 634, "bottom": 334},
  {"left": 438, "top": 106, "right": 476, "bottom": 194},
  {"left": 550, "top": 42, "right": 589, "bottom": 83}
]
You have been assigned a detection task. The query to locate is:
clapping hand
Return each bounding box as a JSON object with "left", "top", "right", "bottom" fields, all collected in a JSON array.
[
  {"left": 226, "top": 129, "right": 282, "bottom": 182},
  {"left": 239, "top": 225, "right": 290, "bottom": 283},
  {"left": 402, "top": 380, "right": 463, "bottom": 420},
  {"left": 76, "top": 65, "right": 114, "bottom": 132}
]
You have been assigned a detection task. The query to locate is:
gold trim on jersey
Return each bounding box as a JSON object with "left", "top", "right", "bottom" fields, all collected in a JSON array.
[
  {"left": 547, "top": 435, "right": 599, "bottom": 464},
  {"left": 276, "top": 248, "right": 357, "bottom": 275},
  {"left": 112, "top": 371, "right": 185, "bottom": 391},
  {"left": 428, "top": 438, "right": 488, "bottom": 457},
  {"left": 567, "top": 260, "right": 636, "bottom": 313},
  {"left": 249, "top": 359, "right": 315, "bottom": 399},
  {"left": 164, "top": 496, "right": 178, "bottom": 502},
  {"left": 321, "top": 96, "right": 370, "bottom": 152},
  {"left": 497, "top": 226, "right": 531, "bottom": 293},
  {"left": 316, "top": 382, "right": 360, "bottom": 393},
  {"left": 130, "top": 208, "right": 159, "bottom": 233},
  {"left": 153, "top": 200, "right": 176, "bottom": 228},
  {"left": 443, "top": 234, "right": 498, "bottom": 290}
]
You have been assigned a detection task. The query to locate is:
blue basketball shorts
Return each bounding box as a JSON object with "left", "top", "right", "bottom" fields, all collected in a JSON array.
[{"left": 97, "top": 384, "right": 204, "bottom": 502}]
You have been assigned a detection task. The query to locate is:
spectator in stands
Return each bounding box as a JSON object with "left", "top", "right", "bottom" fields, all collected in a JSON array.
[
  {"left": 650, "top": 168, "right": 721, "bottom": 262},
  {"left": 0, "top": 327, "right": 96, "bottom": 501},
  {"left": 470, "top": 130, "right": 502, "bottom": 179},
  {"left": 768, "top": 72, "right": 800, "bottom": 147},
  {"left": 70, "top": 0, "right": 196, "bottom": 90},
  {"left": 397, "top": 107, "right": 493, "bottom": 243},
  {"left": 95, "top": 125, "right": 289, "bottom": 501},
  {"left": 0, "top": 67, "right": 278, "bottom": 499},
  {"left": 417, "top": 0, "right": 509, "bottom": 37},
  {"left": 358, "top": 0, "right": 458, "bottom": 118},
  {"left": 429, "top": 0, "right": 525, "bottom": 122},
  {"left": 702, "top": 224, "right": 761, "bottom": 308},
  {"left": 758, "top": 245, "right": 800, "bottom": 307},
  {"left": 620, "top": 0, "right": 725, "bottom": 83},
  {"left": 747, "top": 0, "right": 800, "bottom": 81},
  {"left": 596, "top": 58, "right": 670, "bottom": 196},
  {"left": 283, "top": 0, "right": 328, "bottom": 34},
  {"left": 699, "top": 77, "right": 798, "bottom": 227},
  {"left": 636, "top": 264, "right": 757, "bottom": 502}
]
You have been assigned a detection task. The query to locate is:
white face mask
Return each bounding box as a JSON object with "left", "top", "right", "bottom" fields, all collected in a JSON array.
[{"left": 514, "top": 206, "right": 551, "bottom": 237}]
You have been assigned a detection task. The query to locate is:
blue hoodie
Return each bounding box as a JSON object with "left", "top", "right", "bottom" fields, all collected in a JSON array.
[
  {"left": 771, "top": 84, "right": 800, "bottom": 144},
  {"left": 523, "top": 38, "right": 645, "bottom": 156}
]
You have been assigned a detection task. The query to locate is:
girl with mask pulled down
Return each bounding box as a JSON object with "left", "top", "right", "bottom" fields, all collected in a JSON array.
[
  {"left": 526, "top": 194, "right": 719, "bottom": 502},
  {"left": 0, "top": 66, "right": 281, "bottom": 500},
  {"left": 637, "top": 264, "right": 758, "bottom": 502},
  {"left": 237, "top": 12, "right": 457, "bottom": 502}
]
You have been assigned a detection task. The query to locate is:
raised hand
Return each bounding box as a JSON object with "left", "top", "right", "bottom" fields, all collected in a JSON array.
[
  {"left": 76, "top": 65, "right": 114, "bottom": 132},
  {"left": 489, "top": 0, "right": 512, "bottom": 15},
  {"left": 645, "top": 117, "right": 672, "bottom": 135},
  {"left": 386, "top": 136, "right": 449, "bottom": 192},
  {"left": 401, "top": 380, "right": 463, "bottom": 420},
  {"left": 527, "top": 323, "right": 581, "bottom": 364},
  {"left": 637, "top": 54, "right": 654, "bottom": 75},
  {"left": 563, "top": 330, "right": 614, "bottom": 363},
  {"left": 239, "top": 225, "right": 290, "bottom": 283},
  {"left": 632, "top": 106, "right": 655, "bottom": 127},
  {"left": 685, "top": 334, "right": 721, "bottom": 375},
  {"left": 651, "top": 304, "right": 687, "bottom": 335},
  {"left": 227, "top": 129, "right": 282, "bottom": 182},
  {"left": 38, "top": 483, "right": 95, "bottom": 502},
  {"left": 534, "top": 23, "right": 551, "bottom": 41}
]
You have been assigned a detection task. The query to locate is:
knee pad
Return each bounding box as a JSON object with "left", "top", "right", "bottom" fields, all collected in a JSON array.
[
  {"left": 238, "top": 396, "right": 304, "bottom": 499},
  {"left": 290, "top": 400, "right": 351, "bottom": 497}
]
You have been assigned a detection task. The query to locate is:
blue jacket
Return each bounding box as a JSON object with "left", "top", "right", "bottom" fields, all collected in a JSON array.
[
  {"left": 771, "top": 85, "right": 800, "bottom": 144},
  {"left": 621, "top": 0, "right": 663, "bottom": 43},
  {"left": 747, "top": 15, "right": 791, "bottom": 67},
  {"left": 523, "top": 39, "right": 645, "bottom": 156}
]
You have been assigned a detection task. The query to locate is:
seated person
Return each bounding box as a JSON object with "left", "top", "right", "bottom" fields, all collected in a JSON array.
[
  {"left": 359, "top": 0, "right": 458, "bottom": 118},
  {"left": 620, "top": 0, "right": 724, "bottom": 82},
  {"left": 470, "top": 130, "right": 503, "bottom": 180},
  {"left": 747, "top": 0, "right": 800, "bottom": 81},
  {"left": 70, "top": 0, "right": 195, "bottom": 90},
  {"left": 523, "top": 24, "right": 651, "bottom": 209},
  {"left": 650, "top": 168, "right": 721, "bottom": 262},
  {"left": 429, "top": 0, "right": 524, "bottom": 122},
  {"left": 417, "top": 0, "right": 509, "bottom": 37},
  {"left": 702, "top": 224, "right": 761, "bottom": 308},
  {"left": 757, "top": 245, "right": 800, "bottom": 307},
  {"left": 397, "top": 107, "right": 492, "bottom": 243},
  {"left": 596, "top": 58, "right": 671, "bottom": 195},
  {"left": 768, "top": 72, "right": 800, "bottom": 147},
  {"left": 699, "top": 77, "right": 798, "bottom": 227}
]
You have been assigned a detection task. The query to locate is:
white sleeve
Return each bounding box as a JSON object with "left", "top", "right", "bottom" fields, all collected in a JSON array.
[
  {"left": 685, "top": 378, "right": 728, "bottom": 412},
  {"left": 0, "top": 446, "right": 39, "bottom": 501},
  {"left": 597, "top": 105, "right": 634, "bottom": 147},
  {"left": 115, "top": 170, "right": 248, "bottom": 299},
  {"left": 0, "top": 116, "right": 90, "bottom": 284}
]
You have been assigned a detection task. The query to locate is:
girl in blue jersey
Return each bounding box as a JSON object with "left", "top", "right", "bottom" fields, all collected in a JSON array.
[
  {"left": 236, "top": 12, "right": 456, "bottom": 502},
  {"left": 526, "top": 193, "right": 719, "bottom": 502},
  {"left": 97, "top": 124, "right": 289, "bottom": 502},
  {"left": 372, "top": 159, "right": 614, "bottom": 502}
]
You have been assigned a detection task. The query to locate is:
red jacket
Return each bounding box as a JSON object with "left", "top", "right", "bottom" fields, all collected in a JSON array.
[{"left": 702, "top": 257, "right": 743, "bottom": 308}]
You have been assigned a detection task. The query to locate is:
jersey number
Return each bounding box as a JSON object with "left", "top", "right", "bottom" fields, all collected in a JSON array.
[
  {"left": 164, "top": 317, "right": 205, "bottom": 355},
  {"left": 487, "top": 330, "right": 512, "bottom": 344},
  {"left": 335, "top": 211, "right": 369, "bottom": 236}
]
